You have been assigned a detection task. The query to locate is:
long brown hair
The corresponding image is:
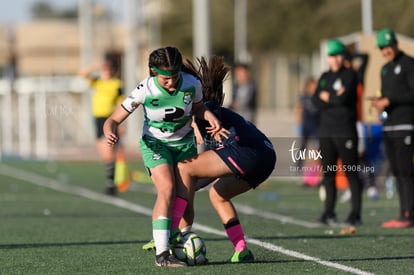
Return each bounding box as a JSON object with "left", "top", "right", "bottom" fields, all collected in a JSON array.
[{"left": 184, "top": 56, "right": 230, "bottom": 106}]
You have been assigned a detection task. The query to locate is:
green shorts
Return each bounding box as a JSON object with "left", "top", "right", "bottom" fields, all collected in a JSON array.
[{"left": 139, "top": 135, "right": 197, "bottom": 168}]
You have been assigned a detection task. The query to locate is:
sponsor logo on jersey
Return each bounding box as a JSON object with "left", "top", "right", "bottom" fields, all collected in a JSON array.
[
  {"left": 150, "top": 99, "right": 159, "bottom": 106},
  {"left": 164, "top": 107, "right": 185, "bottom": 122}
]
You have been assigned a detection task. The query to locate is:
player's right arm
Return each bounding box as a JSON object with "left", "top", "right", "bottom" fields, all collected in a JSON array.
[
  {"left": 104, "top": 80, "right": 145, "bottom": 146},
  {"left": 103, "top": 105, "right": 131, "bottom": 147}
]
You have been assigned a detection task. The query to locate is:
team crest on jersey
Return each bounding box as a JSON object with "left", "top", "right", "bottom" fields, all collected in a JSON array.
[
  {"left": 394, "top": 64, "right": 401, "bottom": 75},
  {"left": 128, "top": 96, "right": 139, "bottom": 109},
  {"left": 183, "top": 91, "right": 192, "bottom": 105},
  {"left": 153, "top": 152, "right": 162, "bottom": 160},
  {"left": 131, "top": 102, "right": 139, "bottom": 109},
  {"left": 333, "top": 78, "right": 342, "bottom": 91}
]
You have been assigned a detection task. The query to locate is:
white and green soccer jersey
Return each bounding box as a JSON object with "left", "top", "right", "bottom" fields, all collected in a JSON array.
[{"left": 122, "top": 72, "right": 203, "bottom": 144}]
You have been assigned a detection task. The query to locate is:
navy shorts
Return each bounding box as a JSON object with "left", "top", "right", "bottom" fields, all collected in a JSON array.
[{"left": 213, "top": 140, "right": 276, "bottom": 188}]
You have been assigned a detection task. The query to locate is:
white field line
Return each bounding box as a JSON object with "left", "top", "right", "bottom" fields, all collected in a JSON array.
[
  {"left": 0, "top": 164, "right": 375, "bottom": 275},
  {"left": 128, "top": 183, "right": 323, "bottom": 228},
  {"left": 235, "top": 204, "right": 321, "bottom": 228}
]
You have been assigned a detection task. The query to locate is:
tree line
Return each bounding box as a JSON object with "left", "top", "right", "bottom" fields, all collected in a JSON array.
[{"left": 30, "top": 0, "right": 414, "bottom": 60}]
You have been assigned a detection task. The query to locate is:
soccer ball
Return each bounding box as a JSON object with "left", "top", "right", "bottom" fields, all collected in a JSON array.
[{"left": 171, "top": 231, "right": 207, "bottom": 266}]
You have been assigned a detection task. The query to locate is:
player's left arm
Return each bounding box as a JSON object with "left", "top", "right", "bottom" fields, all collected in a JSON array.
[
  {"left": 192, "top": 101, "right": 222, "bottom": 136},
  {"left": 191, "top": 117, "right": 204, "bottom": 145}
]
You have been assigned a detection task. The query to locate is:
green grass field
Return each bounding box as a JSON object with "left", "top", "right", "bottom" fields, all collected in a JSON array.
[{"left": 1, "top": 160, "right": 413, "bottom": 274}]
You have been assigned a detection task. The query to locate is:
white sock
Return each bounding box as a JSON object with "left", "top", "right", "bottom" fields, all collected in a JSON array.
[{"left": 152, "top": 217, "right": 170, "bottom": 255}]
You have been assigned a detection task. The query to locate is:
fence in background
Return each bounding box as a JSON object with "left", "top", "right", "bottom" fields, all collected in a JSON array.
[
  {"left": 0, "top": 53, "right": 321, "bottom": 160},
  {"left": 0, "top": 76, "right": 93, "bottom": 160}
]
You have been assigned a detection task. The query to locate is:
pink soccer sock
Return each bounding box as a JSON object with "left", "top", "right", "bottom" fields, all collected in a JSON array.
[
  {"left": 225, "top": 222, "right": 246, "bottom": 252},
  {"left": 171, "top": 197, "right": 188, "bottom": 231}
]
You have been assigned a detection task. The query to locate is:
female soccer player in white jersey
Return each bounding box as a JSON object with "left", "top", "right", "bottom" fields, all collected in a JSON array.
[{"left": 103, "top": 46, "right": 221, "bottom": 267}]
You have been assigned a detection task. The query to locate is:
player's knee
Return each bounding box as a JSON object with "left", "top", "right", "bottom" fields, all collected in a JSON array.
[
  {"left": 177, "top": 161, "right": 194, "bottom": 177},
  {"left": 208, "top": 186, "right": 217, "bottom": 202},
  {"left": 154, "top": 181, "right": 175, "bottom": 199},
  {"left": 209, "top": 186, "right": 225, "bottom": 205}
]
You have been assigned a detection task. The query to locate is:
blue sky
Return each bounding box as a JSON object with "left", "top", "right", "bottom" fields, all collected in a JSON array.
[{"left": 0, "top": 0, "right": 123, "bottom": 25}]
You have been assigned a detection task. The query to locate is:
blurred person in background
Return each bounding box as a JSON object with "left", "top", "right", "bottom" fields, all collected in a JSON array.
[
  {"left": 371, "top": 28, "right": 414, "bottom": 228},
  {"left": 231, "top": 63, "right": 258, "bottom": 123},
  {"left": 342, "top": 50, "right": 379, "bottom": 201},
  {"left": 80, "top": 58, "right": 124, "bottom": 196},
  {"left": 312, "top": 39, "right": 363, "bottom": 226},
  {"left": 343, "top": 51, "right": 369, "bottom": 123},
  {"left": 296, "top": 77, "right": 319, "bottom": 151},
  {"left": 295, "top": 77, "right": 320, "bottom": 187}
]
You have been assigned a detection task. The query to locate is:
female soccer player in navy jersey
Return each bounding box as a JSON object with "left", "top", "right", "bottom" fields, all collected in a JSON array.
[{"left": 176, "top": 56, "right": 277, "bottom": 263}]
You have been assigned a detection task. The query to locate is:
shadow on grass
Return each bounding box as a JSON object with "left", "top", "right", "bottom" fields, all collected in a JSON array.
[
  {"left": 1, "top": 212, "right": 141, "bottom": 219},
  {"left": 0, "top": 239, "right": 148, "bottom": 250},
  {"left": 329, "top": 255, "right": 414, "bottom": 262},
  {"left": 251, "top": 233, "right": 414, "bottom": 240},
  {"left": 3, "top": 239, "right": 414, "bottom": 266},
  {"left": 196, "top": 254, "right": 414, "bottom": 266},
  {"left": 2, "top": 237, "right": 230, "bottom": 250}
]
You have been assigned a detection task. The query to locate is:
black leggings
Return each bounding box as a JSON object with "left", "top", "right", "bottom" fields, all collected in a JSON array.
[
  {"left": 319, "top": 134, "right": 363, "bottom": 217},
  {"left": 383, "top": 130, "right": 414, "bottom": 220}
]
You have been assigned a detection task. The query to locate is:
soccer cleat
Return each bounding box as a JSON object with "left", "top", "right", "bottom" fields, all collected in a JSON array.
[
  {"left": 142, "top": 239, "right": 155, "bottom": 251},
  {"left": 155, "top": 251, "right": 187, "bottom": 267},
  {"left": 229, "top": 248, "right": 254, "bottom": 263},
  {"left": 143, "top": 230, "right": 184, "bottom": 252},
  {"left": 169, "top": 229, "right": 183, "bottom": 245}
]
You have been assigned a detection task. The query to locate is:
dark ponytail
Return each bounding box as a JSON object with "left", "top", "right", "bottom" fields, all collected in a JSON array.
[{"left": 184, "top": 56, "right": 230, "bottom": 106}]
